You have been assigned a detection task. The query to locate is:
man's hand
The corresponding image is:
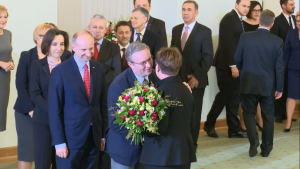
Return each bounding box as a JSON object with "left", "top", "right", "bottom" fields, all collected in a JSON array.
[
  {"left": 187, "top": 74, "right": 199, "bottom": 89},
  {"left": 5, "top": 62, "right": 15, "bottom": 72},
  {"left": 183, "top": 82, "right": 192, "bottom": 93},
  {"left": 100, "top": 139, "right": 105, "bottom": 151},
  {"left": 56, "top": 146, "right": 68, "bottom": 158},
  {"left": 231, "top": 66, "right": 239, "bottom": 78},
  {"left": 28, "top": 110, "right": 34, "bottom": 118},
  {"left": 275, "top": 91, "right": 283, "bottom": 100}
]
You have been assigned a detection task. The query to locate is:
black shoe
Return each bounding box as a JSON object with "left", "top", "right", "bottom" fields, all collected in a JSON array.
[
  {"left": 228, "top": 131, "right": 247, "bottom": 138},
  {"left": 283, "top": 123, "right": 292, "bottom": 132},
  {"left": 292, "top": 118, "right": 298, "bottom": 122},
  {"left": 260, "top": 151, "right": 270, "bottom": 157},
  {"left": 240, "top": 127, "right": 247, "bottom": 132},
  {"left": 249, "top": 141, "right": 259, "bottom": 157},
  {"left": 275, "top": 117, "right": 283, "bottom": 123},
  {"left": 204, "top": 126, "right": 219, "bottom": 138},
  {"left": 256, "top": 122, "right": 263, "bottom": 131}
]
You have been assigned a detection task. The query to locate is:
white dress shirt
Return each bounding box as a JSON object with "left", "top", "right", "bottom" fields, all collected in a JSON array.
[
  {"left": 134, "top": 27, "right": 146, "bottom": 42},
  {"left": 282, "top": 12, "right": 295, "bottom": 29},
  {"left": 118, "top": 42, "right": 130, "bottom": 58},
  {"left": 181, "top": 20, "right": 196, "bottom": 41}
]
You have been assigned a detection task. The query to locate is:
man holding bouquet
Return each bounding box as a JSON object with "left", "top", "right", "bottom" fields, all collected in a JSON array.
[{"left": 139, "top": 47, "right": 196, "bottom": 169}]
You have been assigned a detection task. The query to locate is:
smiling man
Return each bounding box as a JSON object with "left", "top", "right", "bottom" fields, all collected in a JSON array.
[
  {"left": 204, "top": 0, "right": 250, "bottom": 139},
  {"left": 171, "top": 0, "right": 213, "bottom": 150}
]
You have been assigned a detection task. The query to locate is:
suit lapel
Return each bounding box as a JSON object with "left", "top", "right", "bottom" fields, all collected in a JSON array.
[
  {"left": 147, "top": 16, "right": 154, "bottom": 30},
  {"left": 280, "top": 13, "right": 291, "bottom": 30},
  {"left": 70, "top": 57, "right": 89, "bottom": 101},
  {"left": 183, "top": 22, "right": 199, "bottom": 52},
  {"left": 41, "top": 57, "right": 51, "bottom": 80},
  {"left": 98, "top": 39, "right": 108, "bottom": 63},
  {"left": 89, "top": 61, "right": 96, "bottom": 103},
  {"left": 126, "top": 68, "right": 138, "bottom": 87},
  {"left": 31, "top": 46, "right": 39, "bottom": 61},
  {"left": 176, "top": 24, "right": 184, "bottom": 52}
]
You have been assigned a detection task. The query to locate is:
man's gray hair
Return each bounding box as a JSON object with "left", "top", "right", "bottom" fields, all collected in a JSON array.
[
  {"left": 132, "top": 7, "right": 149, "bottom": 20},
  {"left": 259, "top": 9, "right": 275, "bottom": 27},
  {"left": 91, "top": 14, "right": 106, "bottom": 20},
  {"left": 125, "top": 42, "right": 150, "bottom": 62}
]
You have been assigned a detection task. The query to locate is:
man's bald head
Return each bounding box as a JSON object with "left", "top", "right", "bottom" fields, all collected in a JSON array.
[{"left": 72, "top": 30, "right": 95, "bottom": 63}]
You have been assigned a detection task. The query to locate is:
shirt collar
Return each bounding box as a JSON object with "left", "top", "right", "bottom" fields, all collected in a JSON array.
[
  {"left": 73, "top": 54, "right": 90, "bottom": 70},
  {"left": 134, "top": 27, "right": 146, "bottom": 36},
  {"left": 234, "top": 8, "right": 242, "bottom": 18},
  {"left": 258, "top": 27, "right": 270, "bottom": 31},
  {"left": 118, "top": 42, "right": 130, "bottom": 49},
  {"left": 133, "top": 72, "right": 148, "bottom": 84},
  {"left": 95, "top": 38, "right": 104, "bottom": 45},
  {"left": 184, "top": 20, "right": 196, "bottom": 31},
  {"left": 282, "top": 12, "right": 292, "bottom": 18}
]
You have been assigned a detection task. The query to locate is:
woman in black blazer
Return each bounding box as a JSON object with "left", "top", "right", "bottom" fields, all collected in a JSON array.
[
  {"left": 14, "top": 23, "right": 59, "bottom": 169},
  {"left": 30, "top": 28, "right": 71, "bottom": 169},
  {"left": 283, "top": 11, "right": 300, "bottom": 132}
]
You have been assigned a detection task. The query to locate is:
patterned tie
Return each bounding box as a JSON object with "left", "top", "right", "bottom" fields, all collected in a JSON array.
[
  {"left": 136, "top": 33, "right": 141, "bottom": 42},
  {"left": 94, "top": 42, "right": 99, "bottom": 61},
  {"left": 121, "top": 48, "right": 127, "bottom": 66},
  {"left": 240, "top": 17, "right": 245, "bottom": 33},
  {"left": 181, "top": 26, "right": 189, "bottom": 50},
  {"left": 288, "top": 16, "right": 293, "bottom": 29},
  {"left": 143, "top": 78, "right": 149, "bottom": 86},
  {"left": 83, "top": 64, "right": 91, "bottom": 100}
]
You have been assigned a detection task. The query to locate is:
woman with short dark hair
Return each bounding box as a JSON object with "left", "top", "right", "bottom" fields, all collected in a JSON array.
[{"left": 30, "top": 28, "right": 71, "bottom": 169}]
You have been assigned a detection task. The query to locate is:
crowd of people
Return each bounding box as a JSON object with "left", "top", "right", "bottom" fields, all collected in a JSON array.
[{"left": 0, "top": 0, "right": 299, "bottom": 168}]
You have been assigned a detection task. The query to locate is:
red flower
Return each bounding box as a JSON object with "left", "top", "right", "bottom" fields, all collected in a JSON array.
[
  {"left": 139, "top": 111, "right": 145, "bottom": 116},
  {"left": 129, "top": 110, "right": 136, "bottom": 116},
  {"left": 151, "top": 101, "right": 158, "bottom": 106},
  {"left": 121, "top": 95, "right": 126, "bottom": 100},
  {"left": 121, "top": 115, "right": 126, "bottom": 119},
  {"left": 136, "top": 120, "right": 143, "bottom": 126},
  {"left": 124, "top": 96, "right": 130, "bottom": 103},
  {"left": 139, "top": 97, "right": 145, "bottom": 103},
  {"left": 143, "top": 88, "right": 148, "bottom": 91},
  {"left": 151, "top": 113, "right": 158, "bottom": 120}
]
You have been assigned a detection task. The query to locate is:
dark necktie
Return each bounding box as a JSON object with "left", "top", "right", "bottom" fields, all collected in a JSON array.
[
  {"left": 121, "top": 48, "right": 127, "bottom": 66},
  {"left": 143, "top": 78, "right": 149, "bottom": 85},
  {"left": 240, "top": 17, "right": 245, "bottom": 33},
  {"left": 288, "top": 16, "right": 293, "bottom": 29},
  {"left": 136, "top": 33, "right": 141, "bottom": 42},
  {"left": 94, "top": 42, "right": 99, "bottom": 61}
]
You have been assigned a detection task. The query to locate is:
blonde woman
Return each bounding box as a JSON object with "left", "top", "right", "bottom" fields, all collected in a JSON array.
[{"left": 0, "top": 5, "right": 14, "bottom": 132}]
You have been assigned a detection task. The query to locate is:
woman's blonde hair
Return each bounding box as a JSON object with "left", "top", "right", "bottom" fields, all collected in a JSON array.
[
  {"left": 33, "top": 23, "right": 58, "bottom": 44},
  {"left": 296, "top": 11, "right": 300, "bottom": 18},
  {"left": 0, "top": 5, "right": 8, "bottom": 17}
]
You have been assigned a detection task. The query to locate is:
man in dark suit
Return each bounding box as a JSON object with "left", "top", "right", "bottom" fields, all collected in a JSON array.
[
  {"left": 270, "top": 0, "right": 297, "bottom": 123},
  {"left": 204, "top": 0, "right": 250, "bottom": 138},
  {"left": 115, "top": 21, "right": 132, "bottom": 72},
  {"left": 106, "top": 42, "right": 157, "bottom": 169},
  {"left": 88, "top": 14, "right": 121, "bottom": 87},
  {"left": 234, "top": 9, "right": 284, "bottom": 157},
  {"left": 140, "top": 47, "right": 196, "bottom": 169},
  {"left": 48, "top": 31, "right": 108, "bottom": 169},
  {"left": 132, "top": 0, "right": 168, "bottom": 47},
  {"left": 130, "top": 7, "right": 162, "bottom": 65},
  {"left": 171, "top": 0, "right": 213, "bottom": 149}
]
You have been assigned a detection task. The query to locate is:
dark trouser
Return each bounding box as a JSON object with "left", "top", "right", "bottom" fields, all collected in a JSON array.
[
  {"left": 56, "top": 126, "right": 99, "bottom": 169},
  {"left": 205, "top": 69, "right": 241, "bottom": 134},
  {"left": 241, "top": 94, "right": 274, "bottom": 153},
  {"left": 144, "top": 164, "right": 190, "bottom": 169},
  {"left": 32, "top": 123, "right": 56, "bottom": 169},
  {"left": 97, "top": 151, "right": 111, "bottom": 169},
  {"left": 274, "top": 69, "right": 288, "bottom": 120},
  {"left": 191, "top": 88, "right": 205, "bottom": 148}
]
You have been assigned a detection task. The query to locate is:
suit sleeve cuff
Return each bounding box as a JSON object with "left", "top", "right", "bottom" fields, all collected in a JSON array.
[
  {"left": 55, "top": 143, "right": 66, "bottom": 149},
  {"left": 229, "top": 65, "right": 236, "bottom": 67}
]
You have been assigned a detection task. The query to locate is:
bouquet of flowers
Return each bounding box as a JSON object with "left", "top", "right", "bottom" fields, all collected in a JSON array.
[
  {"left": 112, "top": 81, "right": 181, "bottom": 145},
  {"left": 105, "top": 15, "right": 130, "bottom": 44}
]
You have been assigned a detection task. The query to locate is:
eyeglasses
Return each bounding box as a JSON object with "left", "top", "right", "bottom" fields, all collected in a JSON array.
[
  {"left": 130, "top": 56, "right": 153, "bottom": 67},
  {"left": 252, "top": 9, "right": 262, "bottom": 13},
  {"left": 38, "top": 34, "right": 45, "bottom": 38}
]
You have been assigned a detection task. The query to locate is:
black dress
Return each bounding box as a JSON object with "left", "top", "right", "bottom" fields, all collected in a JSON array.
[{"left": 243, "top": 21, "right": 259, "bottom": 32}]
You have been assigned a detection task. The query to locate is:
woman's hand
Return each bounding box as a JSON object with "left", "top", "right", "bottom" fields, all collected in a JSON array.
[{"left": 5, "top": 62, "right": 15, "bottom": 72}]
